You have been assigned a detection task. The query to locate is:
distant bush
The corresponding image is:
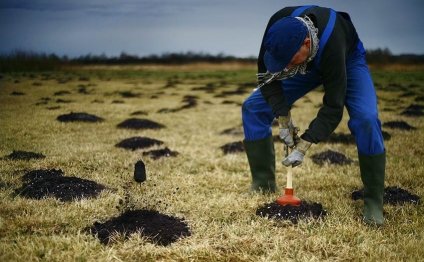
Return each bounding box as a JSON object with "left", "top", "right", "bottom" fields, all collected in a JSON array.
[
  {"left": 366, "top": 48, "right": 424, "bottom": 64},
  {"left": 72, "top": 51, "right": 255, "bottom": 65},
  {"left": 1, "top": 48, "right": 423, "bottom": 72},
  {"left": 0, "top": 50, "right": 65, "bottom": 72}
]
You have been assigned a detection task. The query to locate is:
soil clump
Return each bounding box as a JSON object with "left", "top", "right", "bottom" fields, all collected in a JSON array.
[
  {"left": 256, "top": 201, "right": 327, "bottom": 223},
  {"left": 117, "top": 118, "right": 165, "bottom": 130},
  {"left": 311, "top": 150, "right": 353, "bottom": 165},
  {"left": 87, "top": 209, "right": 191, "bottom": 245},
  {"left": 57, "top": 112, "right": 104, "bottom": 122},
  {"left": 134, "top": 160, "right": 146, "bottom": 183},
  {"left": 352, "top": 186, "right": 420, "bottom": 205},
  {"left": 115, "top": 137, "right": 164, "bottom": 150}
]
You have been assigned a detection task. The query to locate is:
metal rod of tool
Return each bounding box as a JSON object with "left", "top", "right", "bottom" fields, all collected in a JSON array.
[{"left": 285, "top": 145, "right": 293, "bottom": 189}]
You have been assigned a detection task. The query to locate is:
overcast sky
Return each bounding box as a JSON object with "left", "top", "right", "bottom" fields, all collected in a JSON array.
[{"left": 1, "top": 0, "right": 423, "bottom": 57}]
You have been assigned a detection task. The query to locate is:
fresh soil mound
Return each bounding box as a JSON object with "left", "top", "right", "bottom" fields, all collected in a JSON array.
[
  {"left": 57, "top": 112, "right": 104, "bottom": 122},
  {"left": 142, "top": 147, "right": 179, "bottom": 160},
  {"left": 47, "top": 106, "right": 61, "bottom": 110},
  {"left": 401, "top": 104, "right": 424, "bottom": 117},
  {"left": 117, "top": 118, "right": 165, "bottom": 130},
  {"left": 180, "top": 95, "right": 198, "bottom": 109},
  {"left": 56, "top": 99, "right": 73, "bottom": 103},
  {"left": 54, "top": 90, "right": 71, "bottom": 96},
  {"left": 415, "top": 96, "right": 424, "bottom": 102},
  {"left": 15, "top": 172, "right": 106, "bottom": 202},
  {"left": 130, "top": 110, "right": 148, "bottom": 116},
  {"left": 87, "top": 209, "right": 191, "bottom": 245},
  {"left": 324, "top": 131, "right": 391, "bottom": 144},
  {"left": 383, "top": 121, "right": 416, "bottom": 130},
  {"left": 22, "top": 169, "right": 64, "bottom": 182},
  {"left": 351, "top": 186, "right": 420, "bottom": 205},
  {"left": 214, "top": 87, "right": 249, "bottom": 97},
  {"left": 115, "top": 137, "right": 164, "bottom": 150},
  {"left": 381, "top": 130, "right": 392, "bottom": 141},
  {"left": 157, "top": 95, "right": 198, "bottom": 113},
  {"left": 324, "top": 133, "right": 355, "bottom": 144},
  {"left": 256, "top": 201, "right": 327, "bottom": 223},
  {"left": 10, "top": 91, "right": 25, "bottom": 96},
  {"left": 311, "top": 150, "right": 353, "bottom": 165},
  {"left": 219, "top": 127, "right": 244, "bottom": 136},
  {"left": 118, "top": 91, "right": 140, "bottom": 98},
  {"left": 220, "top": 141, "right": 244, "bottom": 154},
  {"left": 4, "top": 150, "right": 46, "bottom": 160}
]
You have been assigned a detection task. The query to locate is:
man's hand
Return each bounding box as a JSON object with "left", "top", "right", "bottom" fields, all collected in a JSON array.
[
  {"left": 278, "top": 114, "right": 299, "bottom": 148},
  {"left": 282, "top": 138, "right": 312, "bottom": 167}
]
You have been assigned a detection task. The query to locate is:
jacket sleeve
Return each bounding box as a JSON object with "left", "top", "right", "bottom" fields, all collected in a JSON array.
[{"left": 301, "top": 30, "right": 348, "bottom": 143}]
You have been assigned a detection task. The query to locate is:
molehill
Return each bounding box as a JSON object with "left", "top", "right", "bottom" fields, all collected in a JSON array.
[
  {"left": 87, "top": 209, "right": 191, "bottom": 245},
  {"left": 256, "top": 201, "right": 327, "bottom": 223}
]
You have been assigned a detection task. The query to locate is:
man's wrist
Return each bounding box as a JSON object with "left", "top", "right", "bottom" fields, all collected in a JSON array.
[
  {"left": 296, "top": 138, "right": 312, "bottom": 154},
  {"left": 277, "top": 112, "right": 291, "bottom": 129}
]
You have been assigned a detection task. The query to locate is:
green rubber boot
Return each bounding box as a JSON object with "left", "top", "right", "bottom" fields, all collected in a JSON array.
[
  {"left": 358, "top": 152, "right": 386, "bottom": 226},
  {"left": 243, "top": 136, "right": 276, "bottom": 193}
]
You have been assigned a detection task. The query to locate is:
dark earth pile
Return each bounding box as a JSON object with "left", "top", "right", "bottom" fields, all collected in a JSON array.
[
  {"left": 117, "top": 118, "right": 165, "bottom": 130},
  {"left": 118, "top": 91, "right": 140, "bottom": 98},
  {"left": 401, "top": 104, "right": 424, "bottom": 117},
  {"left": 142, "top": 147, "right": 179, "bottom": 160},
  {"left": 15, "top": 169, "right": 106, "bottom": 201},
  {"left": 383, "top": 121, "right": 416, "bottom": 130},
  {"left": 130, "top": 110, "right": 148, "bottom": 116},
  {"left": 180, "top": 95, "right": 198, "bottom": 109},
  {"left": 324, "top": 133, "right": 356, "bottom": 144},
  {"left": 54, "top": 90, "right": 71, "bottom": 96},
  {"left": 87, "top": 209, "right": 191, "bottom": 245},
  {"left": 219, "top": 127, "right": 244, "bottom": 136},
  {"left": 352, "top": 186, "right": 420, "bottom": 205},
  {"left": 325, "top": 131, "right": 391, "bottom": 144},
  {"left": 56, "top": 99, "right": 73, "bottom": 103},
  {"left": 256, "top": 201, "right": 327, "bottom": 223},
  {"left": 22, "top": 169, "right": 63, "bottom": 181},
  {"left": 10, "top": 91, "right": 25, "bottom": 96},
  {"left": 311, "top": 150, "right": 353, "bottom": 165},
  {"left": 4, "top": 150, "right": 46, "bottom": 160},
  {"left": 57, "top": 112, "right": 104, "bottom": 122},
  {"left": 157, "top": 95, "right": 198, "bottom": 113},
  {"left": 415, "top": 96, "right": 424, "bottom": 102},
  {"left": 115, "top": 137, "right": 164, "bottom": 150},
  {"left": 220, "top": 141, "right": 244, "bottom": 154},
  {"left": 214, "top": 86, "right": 249, "bottom": 97}
]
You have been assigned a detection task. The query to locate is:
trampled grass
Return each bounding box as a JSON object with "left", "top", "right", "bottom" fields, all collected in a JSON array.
[{"left": 0, "top": 64, "right": 423, "bottom": 261}]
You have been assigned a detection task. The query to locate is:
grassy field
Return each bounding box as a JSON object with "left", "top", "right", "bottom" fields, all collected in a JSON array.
[{"left": 0, "top": 63, "right": 423, "bottom": 261}]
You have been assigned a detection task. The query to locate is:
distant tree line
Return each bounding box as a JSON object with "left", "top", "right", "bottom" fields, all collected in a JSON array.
[{"left": 1, "top": 48, "right": 423, "bottom": 72}]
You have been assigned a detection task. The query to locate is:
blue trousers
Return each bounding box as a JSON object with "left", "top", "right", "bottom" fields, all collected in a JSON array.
[{"left": 242, "top": 42, "right": 385, "bottom": 156}]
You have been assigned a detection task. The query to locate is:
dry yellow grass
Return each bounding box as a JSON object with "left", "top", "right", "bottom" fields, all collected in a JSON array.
[{"left": 0, "top": 64, "right": 423, "bottom": 261}]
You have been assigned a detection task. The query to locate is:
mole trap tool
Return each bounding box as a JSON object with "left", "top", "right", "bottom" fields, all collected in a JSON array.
[{"left": 276, "top": 145, "right": 302, "bottom": 206}]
